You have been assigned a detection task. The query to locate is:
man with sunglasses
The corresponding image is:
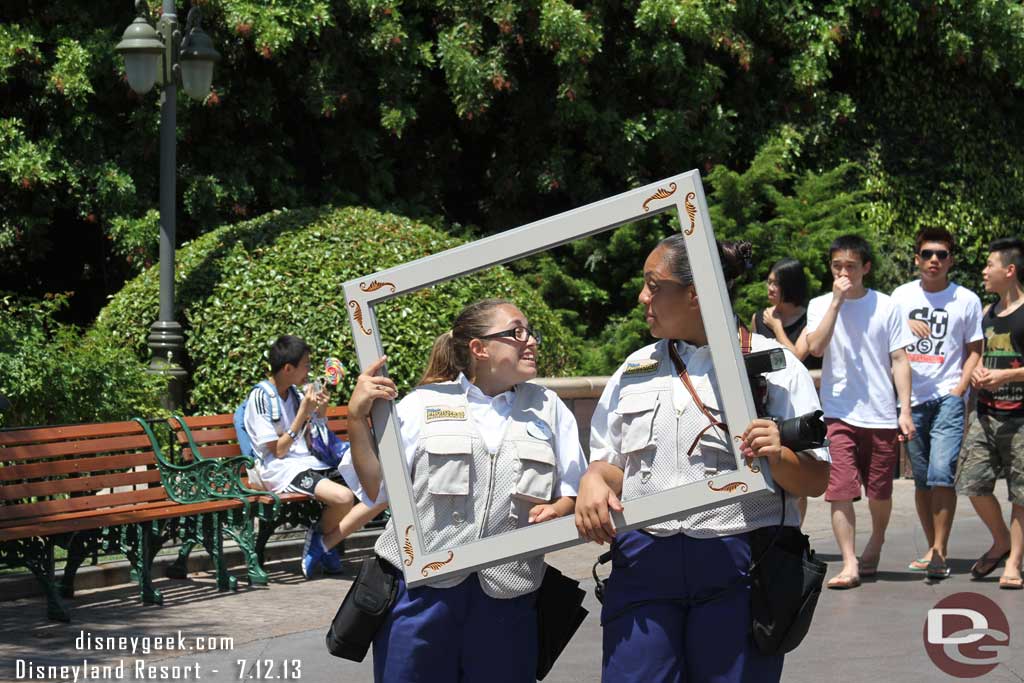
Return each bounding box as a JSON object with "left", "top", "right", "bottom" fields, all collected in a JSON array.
[{"left": 891, "top": 228, "right": 983, "bottom": 580}]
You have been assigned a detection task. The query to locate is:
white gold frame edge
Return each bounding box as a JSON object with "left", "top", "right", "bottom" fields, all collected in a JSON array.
[{"left": 343, "top": 170, "right": 774, "bottom": 587}]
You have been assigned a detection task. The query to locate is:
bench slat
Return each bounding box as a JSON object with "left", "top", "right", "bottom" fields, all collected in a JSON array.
[
  {"left": 0, "top": 452, "right": 156, "bottom": 482},
  {"left": 0, "top": 486, "right": 171, "bottom": 522},
  {"left": 0, "top": 469, "right": 163, "bottom": 501},
  {"left": 0, "top": 434, "right": 155, "bottom": 463},
  {"left": 0, "top": 497, "right": 249, "bottom": 541},
  {"left": 0, "top": 421, "right": 143, "bottom": 447}
]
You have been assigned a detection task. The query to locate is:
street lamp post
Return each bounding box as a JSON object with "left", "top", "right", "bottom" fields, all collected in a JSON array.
[{"left": 116, "top": 0, "right": 220, "bottom": 409}]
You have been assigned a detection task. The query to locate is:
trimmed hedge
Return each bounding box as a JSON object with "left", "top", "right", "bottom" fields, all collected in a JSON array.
[{"left": 92, "top": 206, "right": 580, "bottom": 414}]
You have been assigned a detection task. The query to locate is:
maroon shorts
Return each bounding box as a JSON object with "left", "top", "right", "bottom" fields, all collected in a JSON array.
[{"left": 824, "top": 419, "right": 900, "bottom": 502}]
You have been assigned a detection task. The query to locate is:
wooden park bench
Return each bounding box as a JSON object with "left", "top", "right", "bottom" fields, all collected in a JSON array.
[
  {"left": 0, "top": 419, "right": 269, "bottom": 622},
  {"left": 158, "top": 406, "right": 382, "bottom": 578}
]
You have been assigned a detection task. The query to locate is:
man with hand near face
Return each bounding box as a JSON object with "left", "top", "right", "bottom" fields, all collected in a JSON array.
[
  {"left": 805, "top": 235, "right": 916, "bottom": 589},
  {"left": 891, "top": 228, "right": 983, "bottom": 580}
]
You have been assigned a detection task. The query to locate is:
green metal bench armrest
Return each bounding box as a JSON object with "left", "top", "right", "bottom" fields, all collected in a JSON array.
[
  {"left": 133, "top": 418, "right": 281, "bottom": 511},
  {"left": 166, "top": 413, "right": 210, "bottom": 461}
]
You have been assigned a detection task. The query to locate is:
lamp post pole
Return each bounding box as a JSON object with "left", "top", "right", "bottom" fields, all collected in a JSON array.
[
  {"left": 150, "top": 0, "right": 186, "bottom": 409},
  {"left": 117, "top": 0, "right": 220, "bottom": 410}
]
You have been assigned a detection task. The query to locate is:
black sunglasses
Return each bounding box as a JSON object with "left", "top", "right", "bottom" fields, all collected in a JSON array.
[
  {"left": 919, "top": 249, "right": 950, "bottom": 261},
  {"left": 478, "top": 326, "right": 542, "bottom": 346}
]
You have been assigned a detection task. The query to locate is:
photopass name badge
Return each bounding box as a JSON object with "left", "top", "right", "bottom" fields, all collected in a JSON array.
[{"left": 923, "top": 592, "right": 1011, "bottom": 678}]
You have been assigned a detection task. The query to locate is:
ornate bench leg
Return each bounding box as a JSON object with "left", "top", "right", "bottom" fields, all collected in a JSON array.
[
  {"left": 199, "top": 512, "right": 237, "bottom": 592},
  {"left": 120, "top": 525, "right": 163, "bottom": 606},
  {"left": 165, "top": 541, "right": 195, "bottom": 579},
  {"left": 223, "top": 507, "right": 268, "bottom": 586},
  {"left": 60, "top": 532, "right": 99, "bottom": 599},
  {"left": 21, "top": 538, "right": 70, "bottom": 622}
]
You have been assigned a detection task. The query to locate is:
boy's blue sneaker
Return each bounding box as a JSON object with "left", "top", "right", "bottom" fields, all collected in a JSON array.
[
  {"left": 322, "top": 546, "right": 344, "bottom": 574},
  {"left": 301, "top": 527, "right": 325, "bottom": 579}
]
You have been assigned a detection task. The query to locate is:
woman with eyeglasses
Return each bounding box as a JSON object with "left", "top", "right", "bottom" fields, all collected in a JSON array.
[
  {"left": 575, "top": 236, "right": 830, "bottom": 683},
  {"left": 751, "top": 258, "right": 821, "bottom": 371},
  {"left": 346, "top": 298, "right": 586, "bottom": 682}
]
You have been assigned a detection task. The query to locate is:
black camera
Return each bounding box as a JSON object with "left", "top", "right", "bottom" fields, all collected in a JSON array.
[{"left": 743, "top": 349, "right": 828, "bottom": 451}]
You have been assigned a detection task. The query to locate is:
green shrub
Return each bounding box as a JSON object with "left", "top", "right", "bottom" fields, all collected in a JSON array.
[
  {"left": 93, "top": 206, "right": 580, "bottom": 414},
  {"left": 0, "top": 293, "right": 165, "bottom": 428}
]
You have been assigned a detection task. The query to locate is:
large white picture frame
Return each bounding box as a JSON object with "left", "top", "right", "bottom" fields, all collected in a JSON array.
[{"left": 343, "top": 170, "right": 775, "bottom": 587}]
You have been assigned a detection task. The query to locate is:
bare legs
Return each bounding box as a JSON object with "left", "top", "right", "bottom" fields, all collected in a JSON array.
[{"left": 830, "top": 496, "right": 891, "bottom": 583}]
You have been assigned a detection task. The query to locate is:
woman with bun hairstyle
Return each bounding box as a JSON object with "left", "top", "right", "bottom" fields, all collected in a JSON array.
[
  {"left": 347, "top": 298, "right": 586, "bottom": 682},
  {"left": 576, "top": 236, "right": 830, "bottom": 683}
]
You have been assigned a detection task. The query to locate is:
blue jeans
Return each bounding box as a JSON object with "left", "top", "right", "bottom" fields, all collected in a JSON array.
[{"left": 906, "top": 393, "right": 966, "bottom": 490}]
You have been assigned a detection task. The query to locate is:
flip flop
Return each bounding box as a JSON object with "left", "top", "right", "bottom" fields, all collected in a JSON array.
[
  {"left": 859, "top": 557, "right": 879, "bottom": 577},
  {"left": 908, "top": 557, "right": 930, "bottom": 572},
  {"left": 827, "top": 574, "right": 861, "bottom": 590},
  {"left": 998, "top": 575, "right": 1023, "bottom": 590},
  {"left": 971, "top": 551, "right": 1010, "bottom": 579},
  {"left": 926, "top": 557, "right": 951, "bottom": 580}
]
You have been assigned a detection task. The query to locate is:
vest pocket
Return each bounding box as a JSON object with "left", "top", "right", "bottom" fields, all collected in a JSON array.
[
  {"left": 513, "top": 441, "right": 557, "bottom": 504},
  {"left": 615, "top": 391, "right": 659, "bottom": 455},
  {"left": 423, "top": 434, "right": 472, "bottom": 496}
]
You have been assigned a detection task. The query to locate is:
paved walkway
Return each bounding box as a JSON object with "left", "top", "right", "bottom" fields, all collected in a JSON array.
[{"left": 1, "top": 479, "right": 1022, "bottom": 682}]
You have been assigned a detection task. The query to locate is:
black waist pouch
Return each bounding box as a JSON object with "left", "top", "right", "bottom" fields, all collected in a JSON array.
[
  {"left": 748, "top": 526, "right": 826, "bottom": 656},
  {"left": 325, "top": 554, "right": 399, "bottom": 662},
  {"left": 536, "top": 564, "right": 589, "bottom": 680}
]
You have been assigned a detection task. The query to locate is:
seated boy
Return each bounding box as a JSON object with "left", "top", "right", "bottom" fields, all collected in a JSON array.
[{"left": 244, "top": 334, "right": 357, "bottom": 577}]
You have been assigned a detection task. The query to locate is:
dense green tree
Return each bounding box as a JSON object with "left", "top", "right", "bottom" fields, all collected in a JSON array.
[{"left": 2, "top": 0, "right": 1023, "bottom": 359}]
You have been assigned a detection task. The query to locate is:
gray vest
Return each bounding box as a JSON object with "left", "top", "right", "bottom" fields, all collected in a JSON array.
[
  {"left": 617, "top": 340, "right": 783, "bottom": 537},
  {"left": 376, "top": 381, "right": 560, "bottom": 598}
]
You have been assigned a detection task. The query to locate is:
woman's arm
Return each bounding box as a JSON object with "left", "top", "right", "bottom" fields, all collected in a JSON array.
[
  {"left": 346, "top": 356, "right": 397, "bottom": 502},
  {"left": 574, "top": 461, "right": 625, "bottom": 544},
  {"left": 740, "top": 420, "right": 829, "bottom": 497}
]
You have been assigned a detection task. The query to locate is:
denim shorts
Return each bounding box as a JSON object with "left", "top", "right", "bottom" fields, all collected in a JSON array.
[{"left": 906, "top": 393, "right": 966, "bottom": 490}]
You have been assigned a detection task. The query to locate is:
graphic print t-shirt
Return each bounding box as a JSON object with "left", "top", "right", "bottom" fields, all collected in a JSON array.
[
  {"left": 890, "top": 280, "right": 983, "bottom": 406},
  {"left": 979, "top": 302, "right": 1024, "bottom": 415}
]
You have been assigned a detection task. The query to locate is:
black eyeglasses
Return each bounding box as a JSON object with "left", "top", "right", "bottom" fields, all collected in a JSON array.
[
  {"left": 919, "top": 249, "right": 950, "bottom": 261},
  {"left": 478, "top": 326, "right": 542, "bottom": 346}
]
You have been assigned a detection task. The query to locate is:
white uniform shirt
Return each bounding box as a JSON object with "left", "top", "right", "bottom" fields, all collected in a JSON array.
[
  {"left": 806, "top": 289, "right": 916, "bottom": 428},
  {"left": 890, "top": 280, "right": 983, "bottom": 405},
  {"left": 244, "top": 383, "right": 333, "bottom": 492},
  {"left": 359, "top": 373, "right": 585, "bottom": 506},
  {"left": 591, "top": 336, "right": 830, "bottom": 535}
]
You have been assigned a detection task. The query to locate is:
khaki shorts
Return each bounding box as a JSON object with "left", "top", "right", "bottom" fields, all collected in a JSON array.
[{"left": 955, "top": 410, "right": 1024, "bottom": 506}]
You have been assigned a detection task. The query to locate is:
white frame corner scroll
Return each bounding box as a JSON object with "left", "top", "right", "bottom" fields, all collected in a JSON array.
[{"left": 344, "top": 170, "right": 775, "bottom": 587}]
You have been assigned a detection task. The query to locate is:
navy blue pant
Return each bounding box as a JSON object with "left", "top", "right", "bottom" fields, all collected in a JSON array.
[
  {"left": 601, "top": 530, "right": 784, "bottom": 683},
  {"left": 373, "top": 572, "right": 538, "bottom": 682}
]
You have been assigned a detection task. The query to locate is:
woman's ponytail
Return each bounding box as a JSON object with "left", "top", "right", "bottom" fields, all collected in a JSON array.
[{"left": 418, "top": 330, "right": 461, "bottom": 385}]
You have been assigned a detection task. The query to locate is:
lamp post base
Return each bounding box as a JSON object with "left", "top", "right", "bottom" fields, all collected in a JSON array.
[{"left": 147, "top": 320, "right": 188, "bottom": 410}]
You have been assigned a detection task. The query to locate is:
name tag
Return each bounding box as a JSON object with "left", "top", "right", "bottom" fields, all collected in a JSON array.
[
  {"left": 623, "top": 360, "right": 659, "bottom": 378},
  {"left": 425, "top": 406, "right": 468, "bottom": 423}
]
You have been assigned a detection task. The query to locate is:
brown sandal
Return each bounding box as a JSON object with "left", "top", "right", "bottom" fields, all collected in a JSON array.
[{"left": 971, "top": 551, "right": 1010, "bottom": 579}]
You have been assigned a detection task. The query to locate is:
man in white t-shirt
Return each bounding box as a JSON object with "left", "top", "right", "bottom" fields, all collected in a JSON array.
[
  {"left": 244, "top": 335, "right": 357, "bottom": 578},
  {"left": 806, "top": 235, "right": 916, "bottom": 589},
  {"left": 891, "top": 227, "right": 983, "bottom": 580}
]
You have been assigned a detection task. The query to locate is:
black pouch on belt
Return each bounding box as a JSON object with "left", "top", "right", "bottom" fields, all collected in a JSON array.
[
  {"left": 748, "top": 494, "right": 827, "bottom": 656},
  {"left": 325, "top": 554, "right": 399, "bottom": 662}
]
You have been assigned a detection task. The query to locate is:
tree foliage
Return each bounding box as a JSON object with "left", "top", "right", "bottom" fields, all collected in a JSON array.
[
  {"left": 0, "top": 293, "right": 166, "bottom": 428},
  {"left": 3, "top": 0, "right": 1024, "bottom": 370}
]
